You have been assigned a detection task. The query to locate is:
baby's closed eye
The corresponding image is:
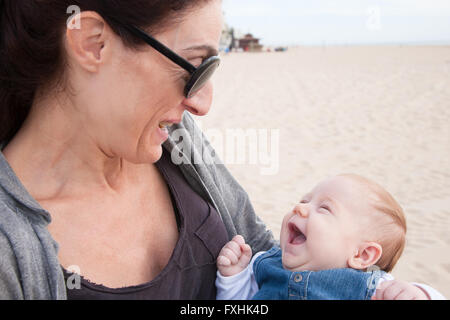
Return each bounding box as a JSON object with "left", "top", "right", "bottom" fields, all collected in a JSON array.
[{"left": 319, "top": 204, "right": 332, "bottom": 214}]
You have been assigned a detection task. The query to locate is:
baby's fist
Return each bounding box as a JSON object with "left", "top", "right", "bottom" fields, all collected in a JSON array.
[
  {"left": 371, "top": 280, "right": 429, "bottom": 300},
  {"left": 217, "top": 235, "right": 252, "bottom": 277}
]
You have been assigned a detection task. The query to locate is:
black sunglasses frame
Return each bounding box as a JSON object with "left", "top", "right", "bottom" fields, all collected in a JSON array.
[{"left": 120, "top": 24, "right": 220, "bottom": 98}]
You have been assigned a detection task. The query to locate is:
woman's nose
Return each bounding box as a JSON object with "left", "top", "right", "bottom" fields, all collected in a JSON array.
[
  {"left": 182, "top": 81, "right": 213, "bottom": 116},
  {"left": 293, "top": 203, "right": 309, "bottom": 218}
]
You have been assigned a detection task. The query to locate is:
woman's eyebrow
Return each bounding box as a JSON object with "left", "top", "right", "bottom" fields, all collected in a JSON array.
[{"left": 182, "top": 45, "right": 219, "bottom": 57}]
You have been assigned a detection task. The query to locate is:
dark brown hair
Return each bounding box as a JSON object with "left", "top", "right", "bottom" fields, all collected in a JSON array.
[{"left": 0, "top": 0, "right": 210, "bottom": 144}]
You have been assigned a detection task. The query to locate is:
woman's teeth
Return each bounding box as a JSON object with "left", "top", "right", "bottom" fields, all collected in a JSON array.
[{"left": 159, "top": 122, "right": 172, "bottom": 129}]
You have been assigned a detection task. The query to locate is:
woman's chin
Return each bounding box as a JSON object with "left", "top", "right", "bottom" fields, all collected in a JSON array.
[
  {"left": 131, "top": 142, "right": 164, "bottom": 164},
  {"left": 136, "top": 131, "right": 168, "bottom": 164},
  {"left": 144, "top": 144, "right": 164, "bottom": 164}
]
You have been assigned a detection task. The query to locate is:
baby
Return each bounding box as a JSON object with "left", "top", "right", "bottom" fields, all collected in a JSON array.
[{"left": 216, "top": 174, "right": 431, "bottom": 300}]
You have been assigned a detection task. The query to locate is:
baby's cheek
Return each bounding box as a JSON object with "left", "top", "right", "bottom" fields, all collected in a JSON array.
[{"left": 309, "top": 225, "right": 345, "bottom": 263}]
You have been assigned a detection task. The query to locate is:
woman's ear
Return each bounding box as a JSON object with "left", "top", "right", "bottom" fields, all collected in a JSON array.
[
  {"left": 65, "top": 11, "right": 109, "bottom": 73},
  {"left": 347, "top": 242, "right": 382, "bottom": 270}
]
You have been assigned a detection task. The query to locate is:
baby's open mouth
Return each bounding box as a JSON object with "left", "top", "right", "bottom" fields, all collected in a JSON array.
[{"left": 288, "top": 222, "right": 307, "bottom": 245}]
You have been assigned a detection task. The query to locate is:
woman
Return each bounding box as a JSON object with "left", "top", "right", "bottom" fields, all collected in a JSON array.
[
  {"left": 0, "top": 1, "right": 443, "bottom": 300},
  {"left": 0, "top": 0, "right": 275, "bottom": 299}
]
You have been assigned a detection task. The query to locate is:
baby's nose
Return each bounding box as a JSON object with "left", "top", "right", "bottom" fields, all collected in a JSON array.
[{"left": 293, "top": 203, "right": 309, "bottom": 218}]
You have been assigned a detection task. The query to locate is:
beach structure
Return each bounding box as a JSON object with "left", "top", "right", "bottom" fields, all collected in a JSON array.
[{"left": 238, "top": 34, "right": 263, "bottom": 52}]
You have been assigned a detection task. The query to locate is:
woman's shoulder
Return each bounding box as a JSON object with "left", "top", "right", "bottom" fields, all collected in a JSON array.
[
  {"left": 0, "top": 198, "right": 30, "bottom": 252},
  {"left": 0, "top": 195, "right": 47, "bottom": 256},
  {"left": 0, "top": 194, "right": 29, "bottom": 226},
  {"left": 0, "top": 198, "right": 60, "bottom": 299},
  {"left": 0, "top": 199, "right": 22, "bottom": 282},
  {"left": 0, "top": 196, "right": 19, "bottom": 225}
]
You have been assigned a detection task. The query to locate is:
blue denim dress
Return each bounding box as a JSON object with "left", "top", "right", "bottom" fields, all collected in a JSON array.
[{"left": 252, "top": 247, "right": 384, "bottom": 300}]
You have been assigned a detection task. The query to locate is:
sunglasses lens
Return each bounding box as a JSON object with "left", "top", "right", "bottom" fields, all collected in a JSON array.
[{"left": 185, "top": 57, "right": 220, "bottom": 98}]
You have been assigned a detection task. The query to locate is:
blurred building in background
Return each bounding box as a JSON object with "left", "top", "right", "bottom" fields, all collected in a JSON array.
[
  {"left": 238, "top": 34, "right": 263, "bottom": 52},
  {"left": 220, "top": 23, "right": 265, "bottom": 53}
]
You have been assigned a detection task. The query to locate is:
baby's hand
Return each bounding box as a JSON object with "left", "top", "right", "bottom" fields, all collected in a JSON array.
[
  {"left": 371, "top": 280, "right": 429, "bottom": 300},
  {"left": 217, "top": 235, "right": 252, "bottom": 277}
]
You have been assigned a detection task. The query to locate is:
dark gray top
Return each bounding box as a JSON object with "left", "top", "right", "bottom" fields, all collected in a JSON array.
[{"left": 62, "top": 147, "right": 229, "bottom": 299}]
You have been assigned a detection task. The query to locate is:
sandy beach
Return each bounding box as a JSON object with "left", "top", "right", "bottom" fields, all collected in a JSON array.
[{"left": 196, "top": 46, "right": 450, "bottom": 298}]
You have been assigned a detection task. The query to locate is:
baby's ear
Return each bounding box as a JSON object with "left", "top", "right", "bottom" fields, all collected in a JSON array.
[{"left": 347, "top": 242, "right": 382, "bottom": 270}]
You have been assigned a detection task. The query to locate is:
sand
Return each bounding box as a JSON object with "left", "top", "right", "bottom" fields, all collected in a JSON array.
[{"left": 195, "top": 46, "right": 450, "bottom": 298}]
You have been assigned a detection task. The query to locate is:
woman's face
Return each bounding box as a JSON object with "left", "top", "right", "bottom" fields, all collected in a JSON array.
[{"left": 84, "top": 0, "right": 223, "bottom": 164}]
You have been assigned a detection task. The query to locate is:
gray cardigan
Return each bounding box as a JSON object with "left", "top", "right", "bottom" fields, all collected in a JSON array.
[{"left": 0, "top": 113, "right": 276, "bottom": 299}]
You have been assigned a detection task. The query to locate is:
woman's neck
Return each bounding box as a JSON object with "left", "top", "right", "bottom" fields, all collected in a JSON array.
[{"left": 2, "top": 97, "right": 142, "bottom": 202}]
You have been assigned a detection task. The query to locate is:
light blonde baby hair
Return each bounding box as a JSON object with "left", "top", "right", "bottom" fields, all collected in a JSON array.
[{"left": 339, "top": 174, "right": 407, "bottom": 273}]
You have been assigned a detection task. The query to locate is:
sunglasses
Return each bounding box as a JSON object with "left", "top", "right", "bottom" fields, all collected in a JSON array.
[{"left": 121, "top": 24, "right": 221, "bottom": 98}]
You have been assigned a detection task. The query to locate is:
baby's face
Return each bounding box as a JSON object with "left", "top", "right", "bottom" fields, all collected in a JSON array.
[{"left": 280, "top": 176, "right": 372, "bottom": 272}]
